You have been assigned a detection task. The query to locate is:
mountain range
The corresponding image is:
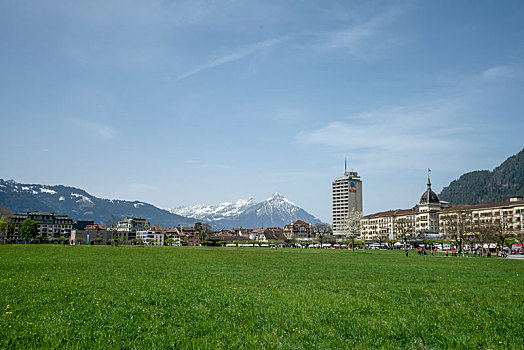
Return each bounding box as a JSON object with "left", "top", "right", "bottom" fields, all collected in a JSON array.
[
  {"left": 0, "top": 180, "right": 321, "bottom": 229},
  {"left": 3, "top": 149, "right": 521, "bottom": 228},
  {"left": 0, "top": 180, "right": 197, "bottom": 228},
  {"left": 169, "top": 193, "right": 322, "bottom": 229},
  {"left": 439, "top": 148, "right": 524, "bottom": 205}
]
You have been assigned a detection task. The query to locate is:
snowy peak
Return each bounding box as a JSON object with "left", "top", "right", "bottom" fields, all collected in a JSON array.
[
  {"left": 170, "top": 193, "right": 321, "bottom": 229},
  {"left": 265, "top": 192, "right": 295, "bottom": 206},
  {"left": 169, "top": 198, "right": 257, "bottom": 220}
]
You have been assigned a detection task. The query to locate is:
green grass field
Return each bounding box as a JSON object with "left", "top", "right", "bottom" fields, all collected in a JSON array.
[{"left": 0, "top": 246, "right": 522, "bottom": 349}]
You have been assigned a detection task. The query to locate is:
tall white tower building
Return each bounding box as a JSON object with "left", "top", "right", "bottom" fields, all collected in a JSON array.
[{"left": 332, "top": 160, "right": 363, "bottom": 235}]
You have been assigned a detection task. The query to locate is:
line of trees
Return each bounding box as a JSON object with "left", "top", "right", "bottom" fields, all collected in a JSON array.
[{"left": 440, "top": 206, "right": 522, "bottom": 253}]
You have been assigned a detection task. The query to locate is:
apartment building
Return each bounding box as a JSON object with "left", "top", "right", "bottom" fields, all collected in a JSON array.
[
  {"left": 71, "top": 225, "right": 111, "bottom": 245},
  {"left": 115, "top": 217, "right": 150, "bottom": 242},
  {"left": 6, "top": 212, "right": 73, "bottom": 241},
  {"left": 136, "top": 227, "right": 182, "bottom": 246}
]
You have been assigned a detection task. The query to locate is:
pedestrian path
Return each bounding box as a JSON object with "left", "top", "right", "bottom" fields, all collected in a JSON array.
[{"left": 507, "top": 255, "right": 524, "bottom": 260}]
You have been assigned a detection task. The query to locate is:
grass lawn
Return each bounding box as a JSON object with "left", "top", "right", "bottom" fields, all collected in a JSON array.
[{"left": 0, "top": 245, "right": 522, "bottom": 349}]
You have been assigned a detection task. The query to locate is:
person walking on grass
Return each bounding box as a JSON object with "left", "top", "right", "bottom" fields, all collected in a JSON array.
[
  {"left": 405, "top": 249, "right": 408, "bottom": 257},
  {"left": 446, "top": 250, "right": 449, "bottom": 257}
]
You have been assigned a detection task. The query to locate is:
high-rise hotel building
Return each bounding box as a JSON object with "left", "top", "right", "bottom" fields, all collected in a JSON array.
[{"left": 332, "top": 164, "right": 363, "bottom": 235}]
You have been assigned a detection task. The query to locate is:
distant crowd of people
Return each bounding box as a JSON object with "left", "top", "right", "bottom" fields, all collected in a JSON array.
[{"left": 402, "top": 247, "right": 514, "bottom": 258}]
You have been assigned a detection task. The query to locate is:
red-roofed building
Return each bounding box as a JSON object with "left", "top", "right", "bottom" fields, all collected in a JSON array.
[
  {"left": 85, "top": 224, "right": 106, "bottom": 230},
  {"left": 175, "top": 227, "right": 201, "bottom": 246}
]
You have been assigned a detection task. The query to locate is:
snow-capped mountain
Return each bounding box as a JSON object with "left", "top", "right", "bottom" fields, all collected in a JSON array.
[
  {"left": 170, "top": 193, "right": 322, "bottom": 229},
  {"left": 169, "top": 199, "right": 257, "bottom": 221},
  {"left": 0, "top": 179, "right": 323, "bottom": 229},
  {"left": 0, "top": 179, "right": 197, "bottom": 227}
]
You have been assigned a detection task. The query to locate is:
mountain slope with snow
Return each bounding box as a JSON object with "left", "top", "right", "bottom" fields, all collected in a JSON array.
[
  {"left": 170, "top": 193, "right": 322, "bottom": 229},
  {"left": 169, "top": 199, "right": 256, "bottom": 221},
  {"left": 0, "top": 179, "right": 197, "bottom": 227}
]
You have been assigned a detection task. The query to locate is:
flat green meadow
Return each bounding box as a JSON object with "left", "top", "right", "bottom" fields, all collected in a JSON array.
[{"left": 0, "top": 246, "right": 522, "bottom": 349}]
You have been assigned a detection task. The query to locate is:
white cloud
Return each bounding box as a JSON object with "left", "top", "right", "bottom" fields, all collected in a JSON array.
[
  {"left": 300, "top": 4, "right": 409, "bottom": 58},
  {"left": 72, "top": 120, "right": 117, "bottom": 140},
  {"left": 176, "top": 37, "right": 288, "bottom": 81},
  {"left": 297, "top": 99, "right": 474, "bottom": 170},
  {"left": 482, "top": 66, "right": 523, "bottom": 80}
]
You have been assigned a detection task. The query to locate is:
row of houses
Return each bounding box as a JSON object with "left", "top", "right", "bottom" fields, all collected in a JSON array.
[
  {"left": 1, "top": 212, "right": 318, "bottom": 246},
  {"left": 72, "top": 217, "right": 203, "bottom": 246}
]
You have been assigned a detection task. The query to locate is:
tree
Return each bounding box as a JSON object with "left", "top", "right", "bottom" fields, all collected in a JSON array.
[
  {"left": 105, "top": 215, "right": 120, "bottom": 229},
  {"left": 440, "top": 206, "right": 473, "bottom": 253},
  {"left": 195, "top": 223, "right": 211, "bottom": 243},
  {"left": 491, "top": 217, "right": 515, "bottom": 254},
  {"left": 0, "top": 216, "right": 8, "bottom": 243},
  {"left": 166, "top": 238, "right": 175, "bottom": 246},
  {"left": 19, "top": 219, "right": 39, "bottom": 242},
  {"left": 339, "top": 210, "right": 363, "bottom": 250},
  {"left": 93, "top": 238, "right": 104, "bottom": 245},
  {"left": 111, "top": 237, "right": 124, "bottom": 247},
  {"left": 313, "top": 223, "right": 331, "bottom": 247},
  {"left": 0, "top": 206, "right": 12, "bottom": 219},
  {"left": 0, "top": 208, "right": 13, "bottom": 243},
  {"left": 56, "top": 237, "right": 68, "bottom": 245},
  {"left": 74, "top": 238, "right": 84, "bottom": 245},
  {"left": 473, "top": 221, "right": 493, "bottom": 255}
]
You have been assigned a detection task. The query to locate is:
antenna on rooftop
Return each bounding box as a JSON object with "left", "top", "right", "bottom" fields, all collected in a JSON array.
[{"left": 344, "top": 157, "right": 347, "bottom": 174}]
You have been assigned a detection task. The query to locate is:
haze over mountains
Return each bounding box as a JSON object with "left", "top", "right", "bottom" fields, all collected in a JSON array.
[{"left": 0, "top": 180, "right": 321, "bottom": 229}]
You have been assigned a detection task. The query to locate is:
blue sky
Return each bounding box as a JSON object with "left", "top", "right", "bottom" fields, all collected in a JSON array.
[{"left": 1, "top": 0, "right": 523, "bottom": 222}]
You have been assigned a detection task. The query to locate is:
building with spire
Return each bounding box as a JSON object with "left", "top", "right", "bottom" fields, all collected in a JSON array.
[
  {"left": 416, "top": 173, "right": 443, "bottom": 236},
  {"left": 360, "top": 172, "right": 447, "bottom": 241},
  {"left": 332, "top": 159, "right": 363, "bottom": 236},
  {"left": 360, "top": 171, "right": 524, "bottom": 242}
]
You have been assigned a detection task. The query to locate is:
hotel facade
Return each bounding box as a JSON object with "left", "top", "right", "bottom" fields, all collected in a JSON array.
[{"left": 361, "top": 177, "right": 524, "bottom": 241}]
